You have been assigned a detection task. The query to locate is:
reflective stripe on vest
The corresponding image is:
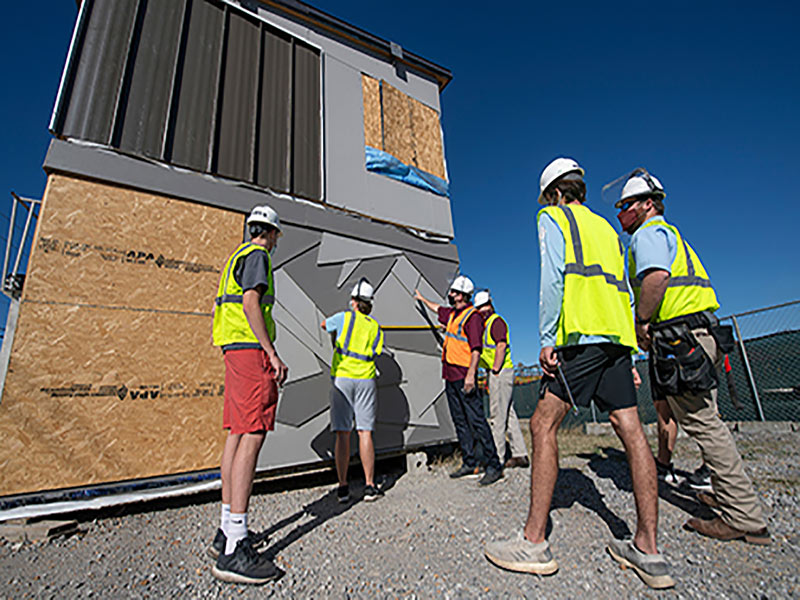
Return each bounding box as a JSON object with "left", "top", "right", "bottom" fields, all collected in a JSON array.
[
  {"left": 212, "top": 242, "right": 276, "bottom": 346},
  {"left": 331, "top": 310, "right": 384, "bottom": 379},
  {"left": 628, "top": 218, "right": 719, "bottom": 323},
  {"left": 442, "top": 306, "right": 477, "bottom": 367},
  {"left": 480, "top": 313, "right": 514, "bottom": 371},
  {"left": 538, "top": 205, "right": 637, "bottom": 350}
]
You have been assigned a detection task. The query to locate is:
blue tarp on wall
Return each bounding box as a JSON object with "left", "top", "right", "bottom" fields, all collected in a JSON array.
[{"left": 365, "top": 146, "right": 449, "bottom": 197}]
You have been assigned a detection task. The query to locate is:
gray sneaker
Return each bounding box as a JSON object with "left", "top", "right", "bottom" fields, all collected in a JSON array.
[
  {"left": 607, "top": 538, "right": 675, "bottom": 589},
  {"left": 484, "top": 531, "right": 558, "bottom": 575}
]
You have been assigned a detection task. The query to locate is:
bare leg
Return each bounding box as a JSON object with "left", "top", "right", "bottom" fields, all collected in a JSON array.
[
  {"left": 523, "top": 390, "right": 569, "bottom": 543},
  {"left": 357, "top": 430, "right": 375, "bottom": 487},
  {"left": 220, "top": 432, "right": 241, "bottom": 506},
  {"left": 230, "top": 432, "right": 266, "bottom": 514},
  {"left": 654, "top": 399, "right": 677, "bottom": 465},
  {"left": 335, "top": 431, "right": 351, "bottom": 486},
  {"left": 609, "top": 406, "right": 658, "bottom": 554}
]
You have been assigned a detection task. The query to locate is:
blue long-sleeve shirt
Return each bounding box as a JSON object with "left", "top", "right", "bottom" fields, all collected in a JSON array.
[{"left": 538, "top": 211, "right": 635, "bottom": 348}]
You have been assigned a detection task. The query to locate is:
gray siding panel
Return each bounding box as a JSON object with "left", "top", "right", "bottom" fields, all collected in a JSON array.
[
  {"left": 215, "top": 10, "right": 260, "bottom": 182},
  {"left": 170, "top": 0, "right": 224, "bottom": 171},
  {"left": 118, "top": 0, "right": 186, "bottom": 158},
  {"left": 292, "top": 43, "right": 321, "bottom": 200},
  {"left": 60, "top": 0, "right": 138, "bottom": 144},
  {"left": 255, "top": 28, "right": 292, "bottom": 193}
]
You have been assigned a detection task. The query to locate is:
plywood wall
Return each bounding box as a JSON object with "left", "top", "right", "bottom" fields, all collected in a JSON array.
[
  {"left": 0, "top": 174, "right": 243, "bottom": 496},
  {"left": 361, "top": 75, "right": 446, "bottom": 181}
]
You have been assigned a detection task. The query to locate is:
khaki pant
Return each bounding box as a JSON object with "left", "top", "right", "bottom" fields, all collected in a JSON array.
[
  {"left": 664, "top": 327, "right": 766, "bottom": 532},
  {"left": 488, "top": 368, "right": 528, "bottom": 461}
]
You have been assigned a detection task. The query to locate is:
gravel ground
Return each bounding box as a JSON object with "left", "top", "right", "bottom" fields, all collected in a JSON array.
[{"left": 1, "top": 429, "right": 798, "bottom": 599}]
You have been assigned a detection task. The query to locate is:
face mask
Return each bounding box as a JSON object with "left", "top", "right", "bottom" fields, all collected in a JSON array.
[
  {"left": 617, "top": 207, "right": 641, "bottom": 233},
  {"left": 269, "top": 236, "right": 278, "bottom": 256},
  {"left": 447, "top": 293, "right": 457, "bottom": 306}
]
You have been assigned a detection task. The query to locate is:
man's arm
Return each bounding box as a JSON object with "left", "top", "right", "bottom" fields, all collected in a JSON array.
[
  {"left": 464, "top": 350, "right": 481, "bottom": 393},
  {"left": 538, "top": 214, "right": 565, "bottom": 376},
  {"left": 635, "top": 268, "right": 670, "bottom": 351},
  {"left": 492, "top": 341, "right": 507, "bottom": 373},
  {"left": 414, "top": 289, "right": 442, "bottom": 313},
  {"left": 243, "top": 287, "right": 288, "bottom": 384}
]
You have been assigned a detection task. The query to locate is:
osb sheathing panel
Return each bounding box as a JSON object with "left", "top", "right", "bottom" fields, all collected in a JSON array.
[
  {"left": 410, "top": 98, "right": 446, "bottom": 180},
  {"left": 381, "top": 82, "right": 415, "bottom": 167},
  {"left": 361, "top": 74, "right": 382, "bottom": 149},
  {"left": 0, "top": 174, "right": 243, "bottom": 496}
]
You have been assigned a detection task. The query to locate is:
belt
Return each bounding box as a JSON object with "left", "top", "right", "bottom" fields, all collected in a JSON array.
[{"left": 651, "top": 310, "right": 718, "bottom": 332}]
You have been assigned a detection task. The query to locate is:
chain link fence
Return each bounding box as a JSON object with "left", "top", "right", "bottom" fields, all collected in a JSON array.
[{"left": 511, "top": 299, "right": 800, "bottom": 425}]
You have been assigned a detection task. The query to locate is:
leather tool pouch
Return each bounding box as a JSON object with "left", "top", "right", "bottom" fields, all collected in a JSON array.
[
  {"left": 651, "top": 323, "right": 718, "bottom": 396},
  {"left": 709, "top": 324, "right": 736, "bottom": 355}
]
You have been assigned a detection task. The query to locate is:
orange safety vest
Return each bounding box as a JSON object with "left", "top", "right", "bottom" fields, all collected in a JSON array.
[{"left": 442, "top": 306, "right": 478, "bottom": 367}]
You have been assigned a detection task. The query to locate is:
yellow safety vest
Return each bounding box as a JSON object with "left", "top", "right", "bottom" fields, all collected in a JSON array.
[
  {"left": 628, "top": 218, "right": 719, "bottom": 323},
  {"left": 442, "top": 306, "right": 477, "bottom": 367},
  {"left": 331, "top": 310, "right": 384, "bottom": 379},
  {"left": 212, "top": 242, "right": 276, "bottom": 346},
  {"left": 538, "top": 205, "right": 637, "bottom": 351},
  {"left": 480, "top": 313, "right": 514, "bottom": 371}
]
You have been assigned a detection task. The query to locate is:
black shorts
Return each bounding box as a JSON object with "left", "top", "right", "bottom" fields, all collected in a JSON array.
[{"left": 539, "top": 344, "right": 637, "bottom": 413}]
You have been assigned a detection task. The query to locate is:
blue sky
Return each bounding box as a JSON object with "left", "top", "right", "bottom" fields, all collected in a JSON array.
[{"left": 1, "top": 1, "right": 798, "bottom": 364}]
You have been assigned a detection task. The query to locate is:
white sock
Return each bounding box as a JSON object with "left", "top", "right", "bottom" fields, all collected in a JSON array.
[
  {"left": 225, "top": 512, "right": 248, "bottom": 555},
  {"left": 220, "top": 504, "right": 231, "bottom": 536}
]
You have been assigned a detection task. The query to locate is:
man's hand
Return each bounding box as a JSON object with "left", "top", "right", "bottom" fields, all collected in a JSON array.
[
  {"left": 632, "top": 366, "right": 642, "bottom": 391},
  {"left": 268, "top": 350, "right": 288, "bottom": 386},
  {"left": 539, "top": 346, "right": 559, "bottom": 377},
  {"left": 463, "top": 375, "right": 475, "bottom": 394},
  {"left": 413, "top": 289, "right": 424, "bottom": 302},
  {"left": 636, "top": 321, "right": 651, "bottom": 352}
]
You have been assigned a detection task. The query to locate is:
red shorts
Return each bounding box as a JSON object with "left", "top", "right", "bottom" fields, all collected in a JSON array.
[{"left": 223, "top": 349, "right": 279, "bottom": 434}]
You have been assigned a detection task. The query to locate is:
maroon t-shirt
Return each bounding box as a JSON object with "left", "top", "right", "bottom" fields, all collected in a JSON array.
[
  {"left": 438, "top": 305, "right": 484, "bottom": 381},
  {"left": 488, "top": 314, "right": 508, "bottom": 345}
]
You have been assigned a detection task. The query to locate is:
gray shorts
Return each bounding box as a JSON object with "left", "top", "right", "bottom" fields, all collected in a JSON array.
[{"left": 330, "top": 377, "right": 377, "bottom": 431}]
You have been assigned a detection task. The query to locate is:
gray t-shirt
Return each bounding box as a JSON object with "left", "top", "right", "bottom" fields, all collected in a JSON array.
[{"left": 223, "top": 249, "right": 271, "bottom": 352}]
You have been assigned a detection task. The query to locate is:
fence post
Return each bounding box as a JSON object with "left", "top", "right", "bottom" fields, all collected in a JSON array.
[
  {"left": 590, "top": 400, "right": 597, "bottom": 423},
  {"left": 731, "top": 315, "right": 766, "bottom": 421}
]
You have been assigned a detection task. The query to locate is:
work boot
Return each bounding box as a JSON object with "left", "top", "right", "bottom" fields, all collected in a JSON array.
[
  {"left": 504, "top": 456, "right": 530, "bottom": 469},
  {"left": 449, "top": 463, "right": 483, "bottom": 479},
  {"left": 684, "top": 517, "right": 771, "bottom": 545},
  {"left": 478, "top": 467, "right": 503, "bottom": 486},
  {"left": 485, "top": 531, "right": 558, "bottom": 575},
  {"left": 607, "top": 538, "right": 675, "bottom": 590}
]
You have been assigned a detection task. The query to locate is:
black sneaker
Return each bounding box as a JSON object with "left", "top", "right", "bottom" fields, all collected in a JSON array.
[
  {"left": 449, "top": 464, "right": 483, "bottom": 479},
  {"left": 207, "top": 528, "right": 270, "bottom": 560},
  {"left": 211, "top": 538, "right": 279, "bottom": 585},
  {"left": 479, "top": 467, "right": 503, "bottom": 486},
  {"left": 656, "top": 460, "right": 679, "bottom": 485},
  {"left": 686, "top": 464, "right": 712, "bottom": 492},
  {"left": 337, "top": 484, "right": 350, "bottom": 504},
  {"left": 364, "top": 485, "right": 384, "bottom": 502}
]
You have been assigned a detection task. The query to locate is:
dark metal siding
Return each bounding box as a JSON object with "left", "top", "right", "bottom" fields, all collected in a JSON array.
[
  {"left": 256, "top": 28, "right": 292, "bottom": 193},
  {"left": 292, "top": 42, "right": 321, "bottom": 200},
  {"left": 53, "top": 0, "right": 322, "bottom": 202},
  {"left": 169, "top": 0, "right": 224, "bottom": 172},
  {"left": 215, "top": 10, "right": 260, "bottom": 182},
  {"left": 117, "top": 0, "right": 186, "bottom": 158},
  {"left": 59, "top": 0, "right": 138, "bottom": 144}
]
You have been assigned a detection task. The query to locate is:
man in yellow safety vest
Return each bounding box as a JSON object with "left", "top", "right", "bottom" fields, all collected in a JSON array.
[
  {"left": 415, "top": 276, "right": 503, "bottom": 486},
  {"left": 321, "top": 278, "right": 385, "bottom": 504},
  {"left": 617, "top": 169, "right": 769, "bottom": 545},
  {"left": 210, "top": 205, "right": 288, "bottom": 585},
  {"left": 473, "top": 290, "right": 529, "bottom": 469},
  {"left": 485, "top": 158, "right": 674, "bottom": 590}
]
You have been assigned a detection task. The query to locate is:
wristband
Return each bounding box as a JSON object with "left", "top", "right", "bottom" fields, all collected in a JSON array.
[
  {"left": 491, "top": 368, "right": 501, "bottom": 375},
  {"left": 635, "top": 313, "right": 651, "bottom": 325}
]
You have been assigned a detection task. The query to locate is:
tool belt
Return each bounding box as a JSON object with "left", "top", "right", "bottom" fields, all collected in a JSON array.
[{"left": 649, "top": 311, "right": 734, "bottom": 398}]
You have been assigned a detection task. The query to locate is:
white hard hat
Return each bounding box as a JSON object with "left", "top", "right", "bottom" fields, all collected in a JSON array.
[
  {"left": 351, "top": 279, "right": 374, "bottom": 302},
  {"left": 449, "top": 275, "right": 475, "bottom": 295},
  {"left": 246, "top": 205, "right": 282, "bottom": 232},
  {"left": 618, "top": 171, "right": 666, "bottom": 206},
  {"left": 538, "top": 157, "right": 584, "bottom": 205},
  {"left": 474, "top": 290, "right": 491, "bottom": 307}
]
